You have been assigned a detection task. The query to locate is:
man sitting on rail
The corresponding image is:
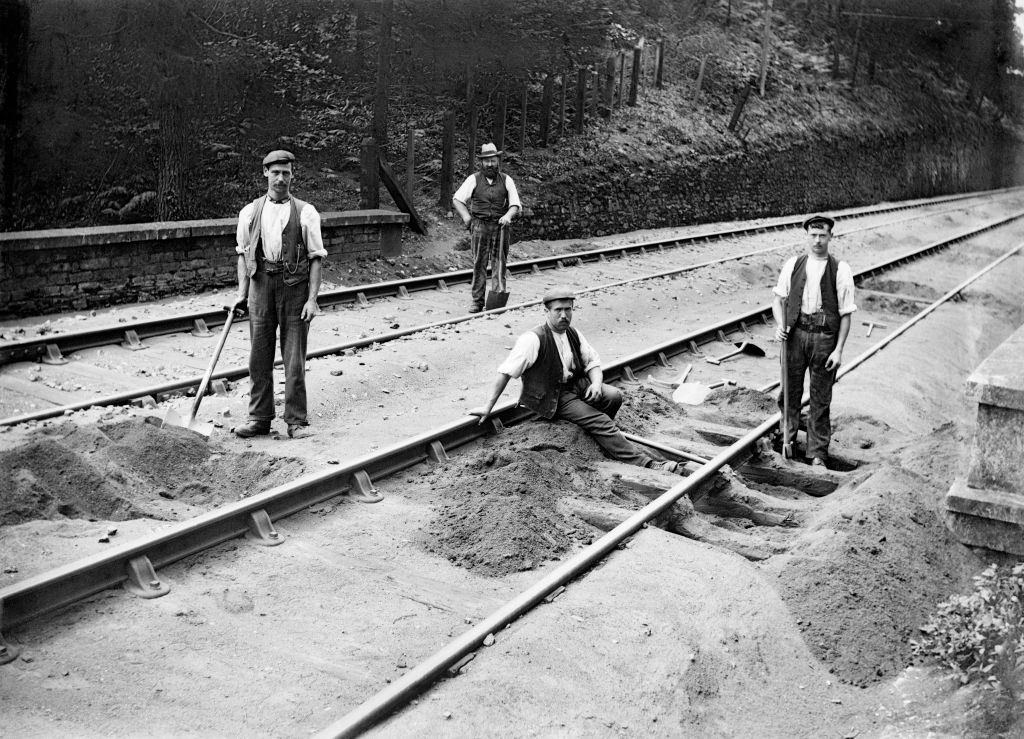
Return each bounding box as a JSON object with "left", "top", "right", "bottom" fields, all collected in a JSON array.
[
  {"left": 771, "top": 214, "right": 856, "bottom": 467},
  {"left": 469, "top": 287, "right": 681, "bottom": 473}
]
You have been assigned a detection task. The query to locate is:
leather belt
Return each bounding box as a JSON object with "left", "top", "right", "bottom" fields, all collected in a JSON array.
[
  {"left": 796, "top": 312, "right": 830, "bottom": 333},
  {"left": 260, "top": 260, "right": 285, "bottom": 274}
]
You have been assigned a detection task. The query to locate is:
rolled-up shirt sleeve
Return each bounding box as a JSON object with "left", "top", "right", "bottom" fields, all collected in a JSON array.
[
  {"left": 452, "top": 175, "right": 476, "bottom": 206},
  {"left": 497, "top": 332, "right": 540, "bottom": 378},
  {"left": 236, "top": 202, "right": 256, "bottom": 255},
  {"left": 300, "top": 204, "right": 328, "bottom": 259},
  {"left": 772, "top": 257, "right": 796, "bottom": 300},
  {"left": 504, "top": 175, "right": 522, "bottom": 210},
  {"left": 575, "top": 329, "right": 601, "bottom": 374},
  {"left": 837, "top": 261, "right": 857, "bottom": 315}
]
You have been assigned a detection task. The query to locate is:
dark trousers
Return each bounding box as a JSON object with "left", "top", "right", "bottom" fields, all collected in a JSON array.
[
  {"left": 779, "top": 326, "right": 837, "bottom": 460},
  {"left": 470, "top": 220, "right": 509, "bottom": 307},
  {"left": 247, "top": 271, "right": 310, "bottom": 426},
  {"left": 556, "top": 380, "right": 656, "bottom": 468}
]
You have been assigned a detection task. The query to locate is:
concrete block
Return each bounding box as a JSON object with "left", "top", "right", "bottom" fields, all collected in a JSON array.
[{"left": 946, "top": 477, "right": 1024, "bottom": 526}]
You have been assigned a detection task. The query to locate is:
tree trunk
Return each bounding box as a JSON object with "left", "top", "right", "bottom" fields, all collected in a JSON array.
[
  {"left": 438, "top": 111, "right": 455, "bottom": 209},
  {"left": 372, "top": 0, "right": 393, "bottom": 147},
  {"left": 758, "top": 0, "right": 773, "bottom": 96},
  {"left": 628, "top": 45, "right": 642, "bottom": 105}
]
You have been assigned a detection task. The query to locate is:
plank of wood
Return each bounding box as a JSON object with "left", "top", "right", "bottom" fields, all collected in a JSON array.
[{"left": 378, "top": 154, "right": 427, "bottom": 235}]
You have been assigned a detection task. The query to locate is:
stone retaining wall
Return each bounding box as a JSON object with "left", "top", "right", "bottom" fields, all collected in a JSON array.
[
  {"left": 0, "top": 209, "right": 408, "bottom": 317},
  {"left": 519, "top": 128, "right": 1020, "bottom": 240}
]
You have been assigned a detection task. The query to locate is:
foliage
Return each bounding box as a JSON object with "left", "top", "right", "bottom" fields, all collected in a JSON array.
[{"left": 912, "top": 563, "right": 1024, "bottom": 701}]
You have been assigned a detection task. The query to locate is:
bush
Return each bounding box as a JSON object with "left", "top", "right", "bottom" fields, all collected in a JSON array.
[{"left": 912, "top": 563, "right": 1024, "bottom": 701}]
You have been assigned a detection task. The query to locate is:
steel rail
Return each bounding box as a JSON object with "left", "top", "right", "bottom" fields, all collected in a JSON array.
[
  {"left": 1, "top": 213, "right": 1020, "bottom": 650},
  {"left": 0, "top": 187, "right": 1013, "bottom": 368},
  {"left": 312, "top": 239, "right": 1024, "bottom": 739},
  {"left": 3, "top": 205, "right": 1022, "bottom": 428}
]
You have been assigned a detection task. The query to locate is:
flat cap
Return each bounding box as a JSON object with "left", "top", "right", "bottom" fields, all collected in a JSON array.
[
  {"left": 262, "top": 149, "right": 296, "bottom": 167},
  {"left": 542, "top": 286, "right": 576, "bottom": 306},
  {"left": 802, "top": 214, "right": 835, "bottom": 231}
]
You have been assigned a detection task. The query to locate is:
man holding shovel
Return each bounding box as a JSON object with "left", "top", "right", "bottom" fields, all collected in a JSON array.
[
  {"left": 771, "top": 214, "right": 856, "bottom": 466},
  {"left": 453, "top": 143, "right": 521, "bottom": 313},
  {"left": 469, "top": 288, "right": 681, "bottom": 473},
  {"left": 231, "top": 150, "right": 326, "bottom": 439}
]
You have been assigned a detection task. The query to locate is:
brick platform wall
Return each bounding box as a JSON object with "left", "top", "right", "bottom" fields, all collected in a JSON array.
[{"left": 0, "top": 210, "right": 408, "bottom": 317}]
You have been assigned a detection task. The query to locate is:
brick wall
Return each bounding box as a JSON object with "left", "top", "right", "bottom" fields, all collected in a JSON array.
[{"left": 0, "top": 209, "right": 408, "bottom": 317}]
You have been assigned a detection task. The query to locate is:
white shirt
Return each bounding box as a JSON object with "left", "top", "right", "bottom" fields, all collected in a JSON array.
[
  {"left": 235, "top": 197, "right": 328, "bottom": 261},
  {"left": 498, "top": 327, "right": 601, "bottom": 381},
  {"left": 773, "top": 254, "right": 857, "bottom": 315},
  {"left": 452, "top": 173, "right": 522, "bottom": 210}
]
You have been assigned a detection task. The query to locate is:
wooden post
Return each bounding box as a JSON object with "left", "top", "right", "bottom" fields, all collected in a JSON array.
[
  {"left": 494, "top": 87, "right": 507, "bottom": 151},
  {"left": 694, "top": 55, "right": 708, "bottom": 100},
  {"left": 557, "top": 73, "right": 567, "bottom": 137},
  {"left": 360, "top": 137, "right": 380, "bottom": 209},
  {"left": 628, "top": 46, "right": 642, "bottom": 106},
  {"left": 405, "top": 128, "right": 415, "bottom": 194},
  {"left": 519, "top": 84, "right": 528, "bottom": 151},
  {"left": 438, "top": 111, "right": 455, "bottom": 209},
  {"left": 539, "top": 74, "right": 553, "bottom": 147},
  {"left": 467, "top": 104, "right": 478, "bottom": 174},
  {"left": 602, "top": 56, "right": 616, "bottom": 115},
  {"left": 372, "top": 0, "right": 393, "bottom": 146},
  {"left": 590, "top": 65, "right": 599, "bottom": 120},
  {"left": 850, "top": 0, "right": 865, "bottom": 86},
  {"left": 616, "top": 52, "right": 625, "bottom": 107},
  {"left": 574, "top": 68, "right": 587, "bottom": 132},
  {"left": 758, "top": 0, "right": 773, "bottom": 96},
  {"left": 728, "top": 81, "right": 753, "bottom": 132},
  {"left": 656, "top": 39, "right": 665, "bottom": 88}
]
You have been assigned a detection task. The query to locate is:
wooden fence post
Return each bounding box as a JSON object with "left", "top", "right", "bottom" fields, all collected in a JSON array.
[
  {"left": 467, "top": 104, "right": 478, "bottom": 173},
  {"left": 694, "top": 55, "right": 708, "bottom": 100},
  {"left": 628, "top": 46, "right": 642, "bottom": 106},
  {"left": 758, "top": 0, "right": 773, "bottom": 96},
  {"left": 728, "top": 81, "right": 754, "bottom": 132},
  {"left": 360, "top": 137, "right": 380, "bottom": 209},
  {"left": 617, "top": 52, "right": 625, "bottom": 107},
  {"left": 438, "top": 111, "right": 455, "bottom": 209},
  {"left": 575, "top": 67, "right": 586, "bottom": 132},
  {"left": 405, "top": 128, "right": 415, "bottom": 194},
  {"left": 602, "top": 56, "right": 616, "bottom": 115},
  {"left": 519, "top": 84, "right": 528, "bottom": 151},
  {"left": 539, "top": 74, "right": 553, "bottom": 147},
  {"left": 557, "top": 73, "right": 567, "bottom": 136},
  {"left": 590, "top": 65, "right": 599, "bottom": 120},
  {"left": 656, "top": 39, "right": 665, "bottom": 88},
  {"left": 494, "top": 87, "right": 507, "bottom": 151},
  {"left": 372, "top": 0, "right": 393, "bottom": 146}
]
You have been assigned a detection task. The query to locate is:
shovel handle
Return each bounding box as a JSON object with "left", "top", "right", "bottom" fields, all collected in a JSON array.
[{"left": 187, "top": 311, "right": 235, "bottom": 423}]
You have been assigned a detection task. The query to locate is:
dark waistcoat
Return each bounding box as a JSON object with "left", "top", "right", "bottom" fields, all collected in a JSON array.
[
  {"left": 518, "top": 324, "right": 586, "bottom": 420},
  {"left": 785, "top": 254, "right": 840, "bottom": 333},
  {"left": 469, "top": 173, "right": 509, "bottom": 221},
  {"left": 241, "top": 195, "right": 310, "bottom": 286}
]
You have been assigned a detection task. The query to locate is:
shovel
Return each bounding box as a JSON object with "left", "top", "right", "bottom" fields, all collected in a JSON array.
[
  {"left": 646, "top": 364, "right": 692, "bottom": 389},
  {"left": 484, "top": 289, "right": 510, "bottom": 310},
  {"left": 780, "top": 301, "right": 793, "bottom": 459},
  {"left": 705, "top": 340, "right": 766, "bottom": 365},
  {"left": 672, "top": 379, "right": 737, "bottom": 405},
  {"left": 162, "top": 304, "right": 239, "bottom": 438}
]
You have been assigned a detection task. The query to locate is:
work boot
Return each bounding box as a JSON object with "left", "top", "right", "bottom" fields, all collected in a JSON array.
[
  {"left": 233, "top": 420, "right": 271, "bottom": 438},
  {"left": 655, "top": 460, "right": 685, "bottom": 475},
  {"left": 287, "top": 424, "right": 310, "bottom": 439},
  {"left": 809, "top": 457, "right": 827, "bottom": 468},
  {"left": 467, "top": 303, "right": 483, "bottom": 314}
]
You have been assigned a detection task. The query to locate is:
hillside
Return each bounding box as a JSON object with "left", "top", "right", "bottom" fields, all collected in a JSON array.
[{"left": 1, "top": 0, "right": 1022, "bottom": 233}]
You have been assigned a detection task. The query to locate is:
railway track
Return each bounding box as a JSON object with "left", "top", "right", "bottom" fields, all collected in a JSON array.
[
  {"left": 1, "top": 188, "right": 1022, "bottom": 426},
  {"left": 2, "top": 202, "right": 1021, "bottom": 667}
]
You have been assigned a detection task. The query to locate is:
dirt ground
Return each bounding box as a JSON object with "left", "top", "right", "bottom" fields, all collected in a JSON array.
[{"left": 1, "top": 206, "right": 1024, "bottom": 737}]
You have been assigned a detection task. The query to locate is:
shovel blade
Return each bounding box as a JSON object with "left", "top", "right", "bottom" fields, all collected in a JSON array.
[
  {"left": 672, "top": 382, "right": 712, "bottom": 405},
  {"left": 484, "top": 291, "right": 510, "bottom": 310},
  {"left": 161, "top": 408, "right": 213, "bottom": 439}
]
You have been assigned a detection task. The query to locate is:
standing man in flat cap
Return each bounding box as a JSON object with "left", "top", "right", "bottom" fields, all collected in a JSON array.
[
  {"left": 452, "top": 142, "right": 522, "bottom": 313},
  {"left": 771, "top": 214, "right": 856, "bottom": 467},
  {"left": 231, "top": 149, "right": 327, "bottom": 438},
  {"left": 469, "top": 288, "right": 681, "bottom": 473}
]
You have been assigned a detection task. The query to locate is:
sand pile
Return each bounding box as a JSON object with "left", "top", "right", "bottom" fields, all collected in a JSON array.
[
  {"left": 700, "top": 385, "right": 777, "bottom": 426},
  {"left": 0, "top": 418, "right": 306, "bottom": 524}
]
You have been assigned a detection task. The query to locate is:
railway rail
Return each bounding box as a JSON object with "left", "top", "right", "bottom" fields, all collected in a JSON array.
[
  {"left": 0, "top": 188, "right": 1011, "bottom": 370},
  {"left": 2, "top": 206, "right": 1020, "bottom": 678},
  {"left": 1, "top": 189, "right": 1022, "bottom": 427}
]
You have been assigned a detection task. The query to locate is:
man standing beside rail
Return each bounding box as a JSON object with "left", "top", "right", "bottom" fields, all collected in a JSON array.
[
  {"left": 469, "top": 287, "right": 681, "bottom": 473},
  {"left": 231, "top": 150, "right": 326, "bottom": 439},
  {"left": 452, "top": 143, "right": 521, "bottom": 313},
  {"left": 771, "top": 214, "right": 856, "bottom": 467}
]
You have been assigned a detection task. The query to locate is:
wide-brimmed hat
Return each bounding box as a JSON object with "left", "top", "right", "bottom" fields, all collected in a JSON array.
[
  {"left": 542, "top": 286, "right": 576, "bottom": 306},
  {"left": 802, "top": 214, "right": 835, "bottom": 231},
  {"left": 262, "top": 149, "right": 296, "bottom": 167},
  {"left": 478, "top": 143, "right": 503, "bottom": 159}
]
